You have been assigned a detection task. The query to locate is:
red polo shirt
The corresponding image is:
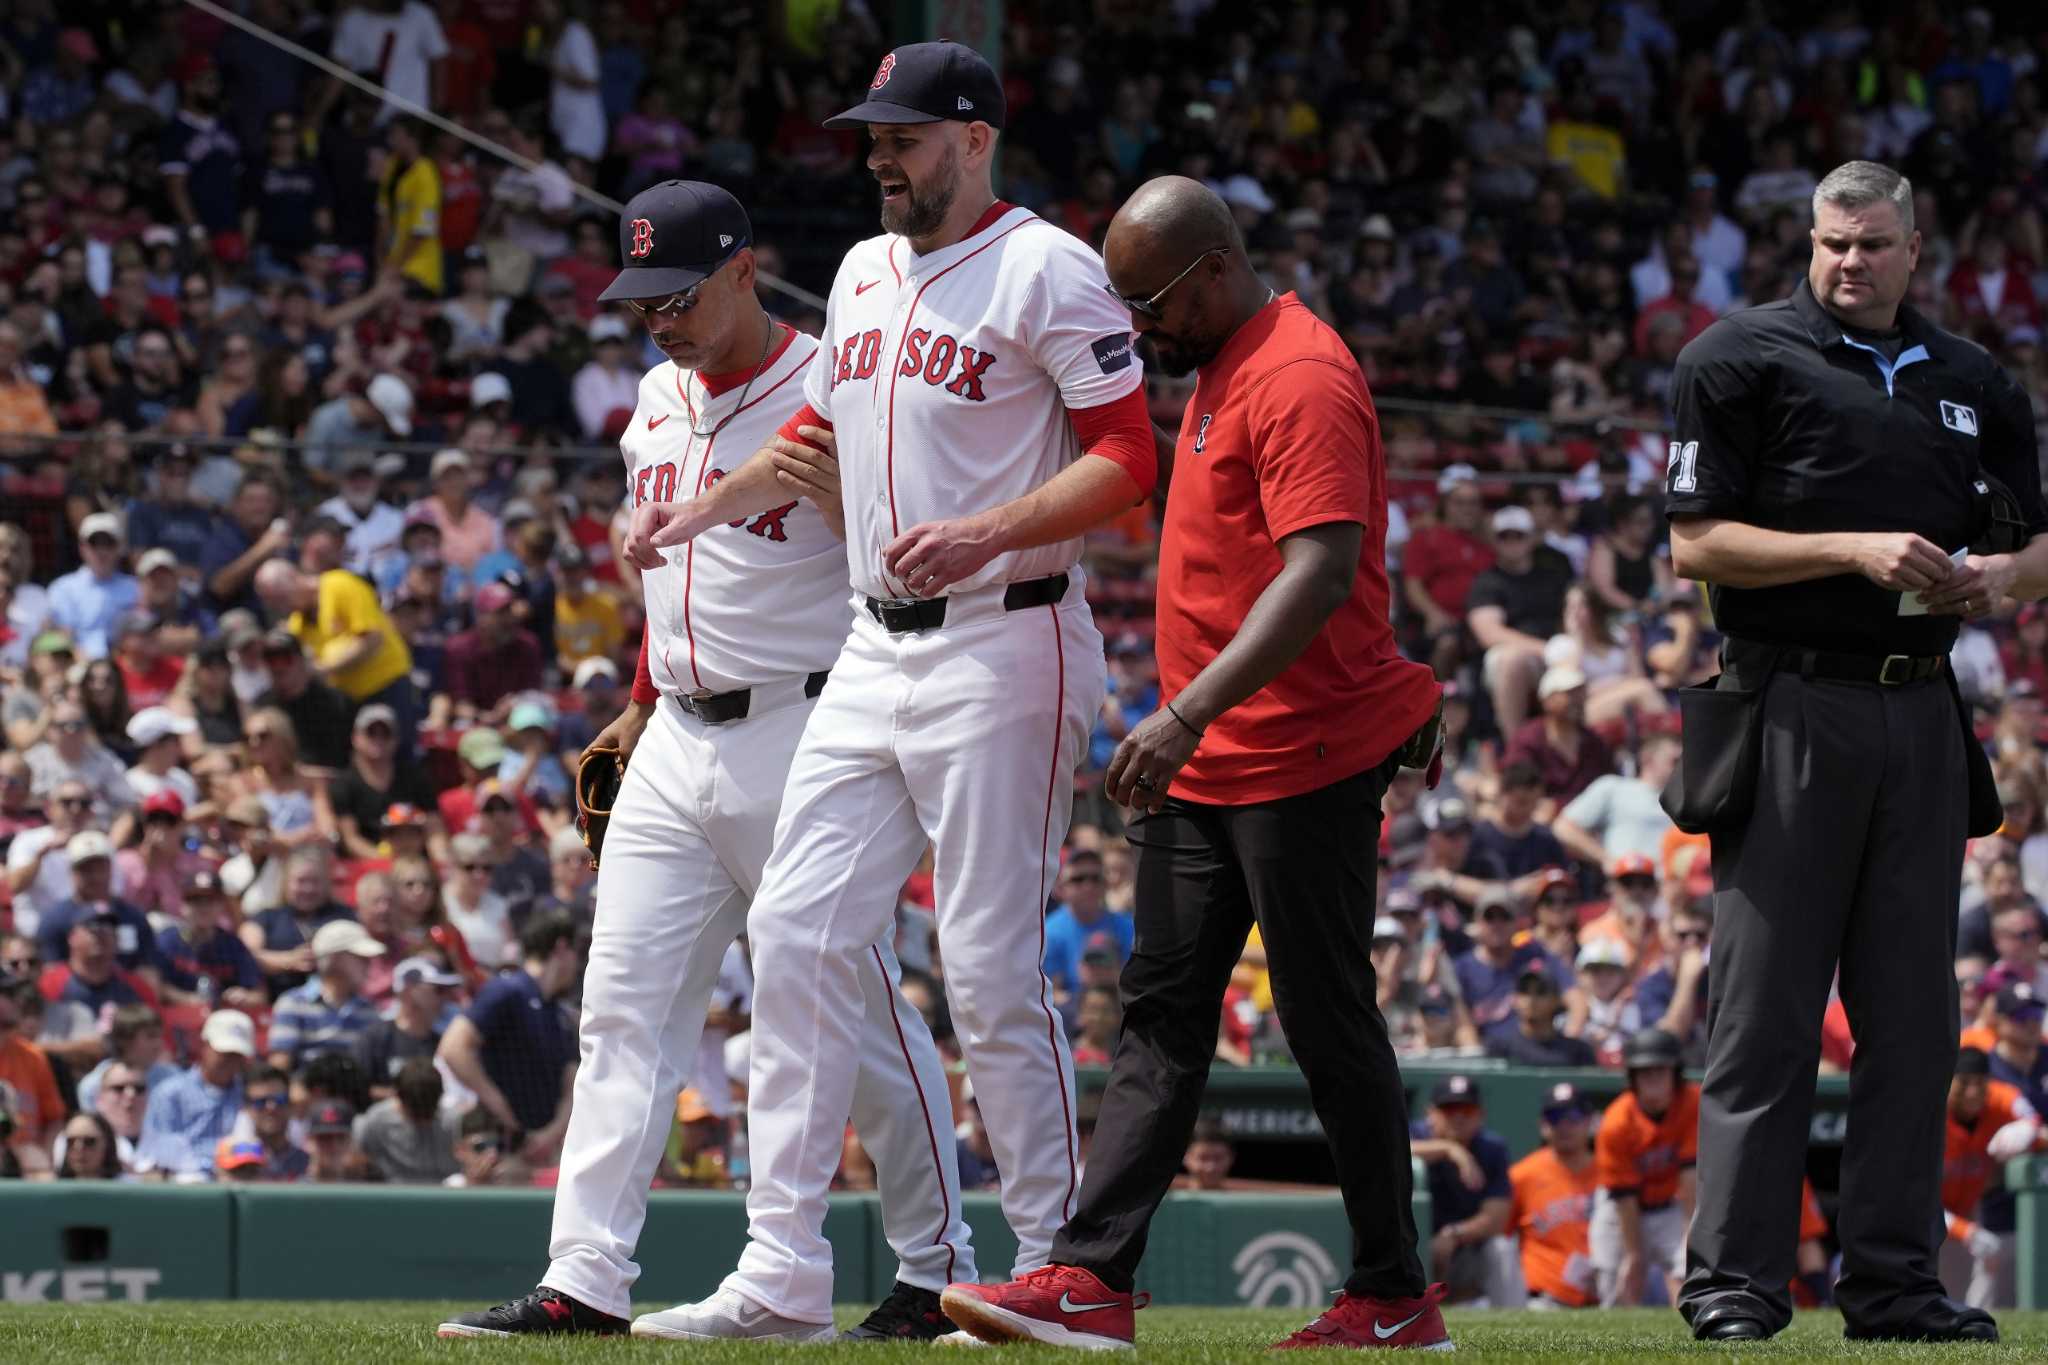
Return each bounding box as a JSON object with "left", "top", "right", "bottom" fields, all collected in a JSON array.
[{"left": 1155, "top": 294, "right": 1441, "bottom": 805}]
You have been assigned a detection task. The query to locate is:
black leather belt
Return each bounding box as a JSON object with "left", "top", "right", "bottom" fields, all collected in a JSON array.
[
  {"left": 676, "top": 669, "right": 830, "bottom": 724},
  {"left": 864, "top": 572, "right": 1068, "bottom": 635},
  {"left": 1727, "top": 637, "right": 1945, "bottom": 687}
]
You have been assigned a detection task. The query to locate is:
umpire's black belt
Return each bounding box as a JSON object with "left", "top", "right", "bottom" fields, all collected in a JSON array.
[
  {"left": 864, "top": 572, "right": 1068, "bottom": 635},
  {"left": 674, "top": 669, "right": 831, "bottom": 724},
  {"left": 1726, "top": 636, "right": 1945, "bottom": 687}
]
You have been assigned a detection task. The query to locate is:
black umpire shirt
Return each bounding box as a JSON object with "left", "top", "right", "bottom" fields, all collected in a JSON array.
[{"left": 1664, "top": 279, "right": 2048, "bottom": 655}]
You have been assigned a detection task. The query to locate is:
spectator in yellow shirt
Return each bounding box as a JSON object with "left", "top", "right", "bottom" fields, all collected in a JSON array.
[
  {"left": 379, "top": 119, "right": 444, "bottom": 295},
  {"left": 254, "top": 560, "right": 421, "bottom": 756},
  {"left": 551, "top": 544, "right": 624, "bottom": 673}
]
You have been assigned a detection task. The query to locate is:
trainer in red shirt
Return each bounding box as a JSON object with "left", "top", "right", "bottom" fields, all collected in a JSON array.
[{"left": 949, "top": 177, "right": 1449, "bottom": 1354}]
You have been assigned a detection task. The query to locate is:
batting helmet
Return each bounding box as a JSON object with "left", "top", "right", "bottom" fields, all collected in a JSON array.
[{"left": 1623, "top": 1028, "right": 1683, "bottom": 1072}]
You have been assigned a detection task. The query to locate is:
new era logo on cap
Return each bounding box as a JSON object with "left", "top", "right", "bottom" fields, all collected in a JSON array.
[
  {"left": 719, "top": 234, "right": 733, "bottom": 248},
  {"left": 958, "top": 95, "right": 973, "bottom": 110}
]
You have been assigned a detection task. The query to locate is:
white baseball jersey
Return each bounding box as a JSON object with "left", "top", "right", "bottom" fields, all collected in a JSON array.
[
  {"left": 622, "top": 325, "right": 852, "bottom": 695},
  {"left": 804, "top": 202, "right": 1144, "bottom": 600}
]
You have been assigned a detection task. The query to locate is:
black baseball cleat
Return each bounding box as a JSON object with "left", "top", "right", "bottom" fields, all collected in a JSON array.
[
  {"left": 1844, "top": 1298, "right": 1998, "bottom": 1343},
  {"left": 840, "top": 1280, "right": 952, "bottom": 1342},
  {"left": 436, "top": 1287, "right": 629, "bottom": 1338}
]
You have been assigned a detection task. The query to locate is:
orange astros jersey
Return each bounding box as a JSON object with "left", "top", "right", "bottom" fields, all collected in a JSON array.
[
  {"left": 1799, "top": 1177, "right": 1827, "bottom": 1242},
  {"left": 1943, "top": 1080, "right": 2036, "bottom": 1225},
  {"left": 1509, "top": 1147, "right": 1598, "bottom": 1306},
  {"left": 1595, "top": 1083, "right": 1699, "bottom": 1208}
]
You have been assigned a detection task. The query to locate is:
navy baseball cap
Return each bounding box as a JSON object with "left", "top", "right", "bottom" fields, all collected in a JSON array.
[
  {"left": 826, "top": 41, "right": 1006, "bottom": 130},
  {"left": 1540, "top": 1082, "right": 1591, "bottom": 1120},
  {"left": 598, "top": 181, "right": 752, "bottom": 303}
]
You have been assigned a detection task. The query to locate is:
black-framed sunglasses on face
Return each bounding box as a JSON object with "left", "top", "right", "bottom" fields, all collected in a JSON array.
[
  {"left": 622, "top": 243, "right": 747, "bottom": 320},
  {"left": 1106, "top": 245, "right": 1229, "bottom": 321}
]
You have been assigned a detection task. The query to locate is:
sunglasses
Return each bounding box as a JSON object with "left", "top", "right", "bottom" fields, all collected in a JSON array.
[
  {"left": 362, "top": 725, "right": 394, "bottom": 739},
  {"left": 106, "top": 1082, "right": 146, "bottom": 1095},
  {"left": 1617, "top": 875, "right": 1656, "bottom": 889},
  {"left": 1480, "top": 909, "right": 1517, "bottom": 922},
  {"left": 622, "top": 248, "right": 745, "bottom": 319},
  {"left": 66, "top": 1133, "right": 103, "bottom": 1147},
  {"left": 1, "top": 956, "right": 34, "bottom": 973},
  {"left": 247, "top": 1094, "right": 287, "bottom": 1110},
  {"left": 1105, "top": 245, "right": 1227, "bottom": 321},
  {"left": 58, "top": 794, "right": 93, "bottom": 807},
  {"left": 482, "top": 801, "right": 513, "bottom": 814},
  {"left": 459, "top": 862, "right": 491, "bottom": 873},
  {"left": 1537, "top": 892, "right": 1572, "bottom": 906}
]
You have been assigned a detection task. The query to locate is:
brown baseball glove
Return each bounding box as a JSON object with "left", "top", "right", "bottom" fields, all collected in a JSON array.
[{"left": 576, "top": 745, "right": 624, "bottom": 869}]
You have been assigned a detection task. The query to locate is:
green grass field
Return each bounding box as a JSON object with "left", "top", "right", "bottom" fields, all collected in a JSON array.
[{"left": 0, "top": 1303, "right": 2043, "bottom": 1363}]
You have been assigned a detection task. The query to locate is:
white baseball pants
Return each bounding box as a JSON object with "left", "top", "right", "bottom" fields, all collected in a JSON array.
[
  {"left": 726, "top": 582, "right": 1105, "bottom": 1321},
  {"left": 540, "top": 691, "right": 974, "bottom": 1319}
]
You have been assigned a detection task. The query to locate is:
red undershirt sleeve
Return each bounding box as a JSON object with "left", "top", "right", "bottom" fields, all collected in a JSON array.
[
  {"left": 1067, "top": 385, "right": 1156, "bottom": 500},
  {"left": 632, "top": 620, "right": 658, "bottom": 705},
  {"left": 776, "top": 402, "right": 833, "bottom": 452}
]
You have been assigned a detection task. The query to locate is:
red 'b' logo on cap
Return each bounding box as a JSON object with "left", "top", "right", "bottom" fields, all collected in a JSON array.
[
  {"left": 629, "top": 218, "right": 654, "bottom": 258},
  {"left": 871, "top": 53, "right": 896, "bottom": 89}
]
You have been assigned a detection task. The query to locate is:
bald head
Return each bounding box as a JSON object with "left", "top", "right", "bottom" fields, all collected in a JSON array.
[
  {"left": 253, "top": 559, "right": 310, "bottom": 610},
  {"left": 1105, "top": 176, "right": 1241, "bottom": 272}
]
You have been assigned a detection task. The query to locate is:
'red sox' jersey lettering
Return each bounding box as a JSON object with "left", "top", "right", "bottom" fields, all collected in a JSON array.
[{"left": 833, "top": 326, "right": 997, "bottom": 402}]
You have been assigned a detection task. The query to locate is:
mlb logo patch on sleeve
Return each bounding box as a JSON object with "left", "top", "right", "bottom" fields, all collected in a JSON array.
[
  {"left": 1941, "top": 400, "right": 1978, "bottom": 436},
  {"left": 1091, "top": 335, "right": 1134, "bottom": 374}
]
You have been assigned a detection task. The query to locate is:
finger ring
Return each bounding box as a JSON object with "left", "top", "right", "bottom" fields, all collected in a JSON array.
[{"left": 1134, "top": 775, "right": 1155, "bottom": 791}]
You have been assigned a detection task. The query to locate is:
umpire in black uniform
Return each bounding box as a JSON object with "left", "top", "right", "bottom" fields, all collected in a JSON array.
[{"left": 1667, "top": 160, "right": 2048, "bottom": 1344}]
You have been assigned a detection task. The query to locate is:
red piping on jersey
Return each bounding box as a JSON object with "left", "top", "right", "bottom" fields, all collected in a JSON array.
[
  {"left": 674, "top": 351, "right": 809, "bottom": 692},
  {"left": 682, "top": 427, "right": 710, "bottom": 690},
  {"left": 887, "top": 238, "right": 901, "bottom": 287},
  {"left": 869, "top": 943, "right": 958, "bottom": 1286},
  {"left": 879, "top": 207, "right": 1033, "bottom": 597},
  {"left": 1032, "top": 603, "right": 1080, "bottom": 1222}
]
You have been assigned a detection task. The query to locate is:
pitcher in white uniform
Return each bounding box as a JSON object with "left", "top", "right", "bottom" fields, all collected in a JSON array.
[
  {"left": 621, "top": 43, "right": 1160, "bottom": 1341},
  {"left": 438, "top": 181, "right": 975, "bottom": 1343}
]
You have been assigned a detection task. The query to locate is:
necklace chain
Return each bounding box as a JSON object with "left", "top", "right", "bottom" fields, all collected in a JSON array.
[{"left": 687, "top": 320, "right": 775, "bottom": 439}]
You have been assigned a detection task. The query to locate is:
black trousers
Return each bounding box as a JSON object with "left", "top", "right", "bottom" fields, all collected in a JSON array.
[
  {"left": 1678, "top": 665, "right": 1967, "bottom": 1334},
  {"left": 1050, "top": 755, "right": 1425, "bottom": 1298}
]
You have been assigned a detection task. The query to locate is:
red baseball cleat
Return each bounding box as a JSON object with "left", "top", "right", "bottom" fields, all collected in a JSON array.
[
  {"left": 941, "top": 1265, "right": 1147, "bottom": 1351},
  {"left": 1272, "top": 1284, "right": 1454, "bottom": 1351}
]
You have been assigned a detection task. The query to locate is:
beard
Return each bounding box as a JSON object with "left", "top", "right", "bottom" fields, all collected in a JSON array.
[
  {"left": 881, "top": 145, "right": 960, "bottom": 239},
  {"left": 1140, "top": 331, "right": 1222, "bottom": 379}
]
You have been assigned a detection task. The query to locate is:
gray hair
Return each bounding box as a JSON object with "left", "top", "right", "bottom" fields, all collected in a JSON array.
[{"left": 1813, "top": 161, "right": 1915, "bottom": 234}]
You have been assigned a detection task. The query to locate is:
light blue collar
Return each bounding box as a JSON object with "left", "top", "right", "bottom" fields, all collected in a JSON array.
[{"left": 1836, "top": 335, "right": 1930, "bottom": 397}]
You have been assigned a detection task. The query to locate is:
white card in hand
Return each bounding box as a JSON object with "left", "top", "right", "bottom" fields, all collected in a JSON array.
[{"left": 1898, "top": 546, "right": 1971, "bottom": 616}]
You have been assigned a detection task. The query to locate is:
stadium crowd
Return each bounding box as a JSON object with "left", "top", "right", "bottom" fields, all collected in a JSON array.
[{"left": 5, "top": 0, "right": 2048, "bottom": 1314}]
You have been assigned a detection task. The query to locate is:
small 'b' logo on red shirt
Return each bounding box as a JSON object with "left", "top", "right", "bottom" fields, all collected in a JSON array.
[
  {"left": 629, "top": 218, "right": 654, "bottom": 258},
  {"left": 871, "top": 53, "right": 896, "bottom": 89}
]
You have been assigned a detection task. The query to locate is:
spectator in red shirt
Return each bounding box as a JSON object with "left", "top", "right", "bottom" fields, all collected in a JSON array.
[
  {"left": 434, "top": 0, "right": 497, "bottom": 118},
  {"left": 1631, "top": 254, "right": 1719, "bottom": 358},
  {"left": 1402, "top": 464, "right": 1494, "bottom": 678},
  {"left": 112, "top": 611, "right": 184, "bottom": 710},
  {"left": 1506, "top": 665, "right": 1615, "bottom": 815},
  {"left": 443, "top": 583, "right": 544, "bottom": 724},
  {"left": 1946, "top": 233, "right": 2040, "bottom": 347},
  {"left": 2002, "top": 604, "right": 2048, "bottom": 700}
]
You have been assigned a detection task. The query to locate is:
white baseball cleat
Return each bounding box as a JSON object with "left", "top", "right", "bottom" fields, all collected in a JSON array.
[
  {"left": 938, "top": 1329, "right": 991, "bottom": 1346},
  {"left": 630, "top": 1287, "right": 836, "bottom": 1342}
]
